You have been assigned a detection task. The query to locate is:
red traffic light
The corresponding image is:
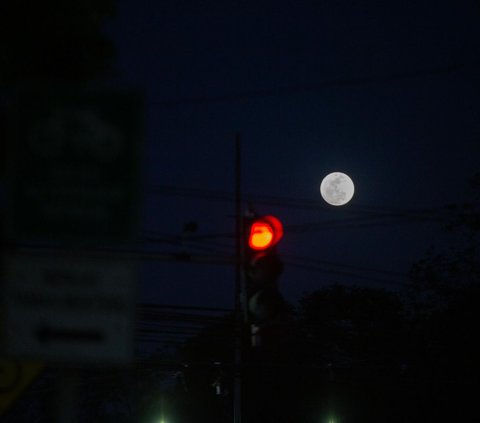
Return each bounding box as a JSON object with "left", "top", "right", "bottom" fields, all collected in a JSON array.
[{"left": 248, "top": 215, "right": 284, "bottom": 250}]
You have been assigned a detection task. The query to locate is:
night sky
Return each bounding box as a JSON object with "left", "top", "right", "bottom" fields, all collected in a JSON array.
[
  {"left": 104, "top": 0, "right": 480, "bottom": 310},
  {"left": 2, "top": 3, "right": 480, "bottom": 422}
]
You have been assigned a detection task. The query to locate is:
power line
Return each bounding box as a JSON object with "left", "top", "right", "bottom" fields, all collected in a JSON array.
[
  {"left": 148, "top": 183, "right": 475, "bottom": 220},
  {"left": 285, "top": 215, "right": 443, "bottom": 233},
  {"left": 284, "top": 254, "right": 407, "bottom": 279},
  {"left": 143, "top": 231, "right": 234, "bottom": 254},
  {"left": 284, "top": 261, "right": 406, "bottom": 287},
  {"left": 141, "top": 230, "right": 413, "bottom": 288},
  {"left": 146, "top": 62, "right": 478, "bottom": 108},
  {"left": 138, "top": 302, "right": 234, "bottom": 313},
  {"left": 135, "top": 303, "right": 236, "bottom": 348}
]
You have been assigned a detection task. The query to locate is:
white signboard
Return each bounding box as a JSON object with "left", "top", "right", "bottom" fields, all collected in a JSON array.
[{"left": 2, "top": 254, "right": 136, "bottom": 365}]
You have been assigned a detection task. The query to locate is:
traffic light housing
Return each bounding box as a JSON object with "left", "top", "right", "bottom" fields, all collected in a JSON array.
[{"left": 243, "top": 215, "right": 285, "bottom": 324}]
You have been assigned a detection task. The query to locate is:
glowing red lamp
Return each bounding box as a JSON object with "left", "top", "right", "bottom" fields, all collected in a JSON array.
[{"left": 248, "top": 215, "right": 283, "bottom": 250}]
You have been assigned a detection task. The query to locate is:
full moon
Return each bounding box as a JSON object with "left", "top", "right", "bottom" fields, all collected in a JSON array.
[{"left": 320, "top": 172, "right": 355, "bottom": 206}]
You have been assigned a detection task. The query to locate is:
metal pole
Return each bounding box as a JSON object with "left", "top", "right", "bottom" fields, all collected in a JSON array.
[
  {"left": 233, "top": 133, "right": 243, "bottom": 423},
  {"left": 54, "top": 368, "right": 78, "bottom": 423}
]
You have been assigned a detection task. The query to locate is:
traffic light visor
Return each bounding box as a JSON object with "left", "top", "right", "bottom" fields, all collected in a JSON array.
[{"left": 248, "top": 215, "right": 283, "bottom": 250}]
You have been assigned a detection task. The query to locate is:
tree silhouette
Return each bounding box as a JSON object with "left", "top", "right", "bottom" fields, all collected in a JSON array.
[
  {"left": 0, "top": 0, "right": 117, "bottom": 177},
  {"left": 162, "top": 286, "right": 410, "bottom": 423},
  {"left": 405, "top": 173, "right": 480, "bottom": 421},
  {"left": 0, "top": 0, "right": 116, "bottom": 85}
]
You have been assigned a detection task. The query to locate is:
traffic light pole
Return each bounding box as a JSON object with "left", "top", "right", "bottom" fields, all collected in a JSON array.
[{"left": 234, "top": 133, "right": 244, "bottom": 423}]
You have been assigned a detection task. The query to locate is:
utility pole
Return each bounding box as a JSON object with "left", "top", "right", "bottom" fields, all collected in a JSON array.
[
  {"left": 54, "top": 368, "right": 78, "bottom": 423},
  {"left": 233, "top": 133, "right": 243, "bottom": 423}
]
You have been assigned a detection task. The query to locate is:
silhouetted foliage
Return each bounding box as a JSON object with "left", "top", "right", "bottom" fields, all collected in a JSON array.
[
  {"left": 0, "top": 0, "right": 117, "bottom": 176},
  {"left": 0, "top": 0, "right": 116, "bottom": 85},
  {"left": 294, "top": 286, "right": 408, "bottom": 423},
  {"left": 163, "top": 287, "right": 411, "bottom": 423},
  {"left": 405, "top": 173, "right": 480, "bottom": 421},
  {"left": 408, "top": 173, "right": 480, "bottom": 308},
  {"left": 299, "top": 284, "right": 405, "bottom": 365}
]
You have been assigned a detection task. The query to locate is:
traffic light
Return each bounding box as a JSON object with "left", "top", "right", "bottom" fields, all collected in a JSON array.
[{"left": 243, "top": 214, "right": 285, "bottom": 325}]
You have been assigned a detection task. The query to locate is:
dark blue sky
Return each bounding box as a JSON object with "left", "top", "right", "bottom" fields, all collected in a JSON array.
[{"left": 104, "top": 0, "right": 480, "bottom": 309}]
